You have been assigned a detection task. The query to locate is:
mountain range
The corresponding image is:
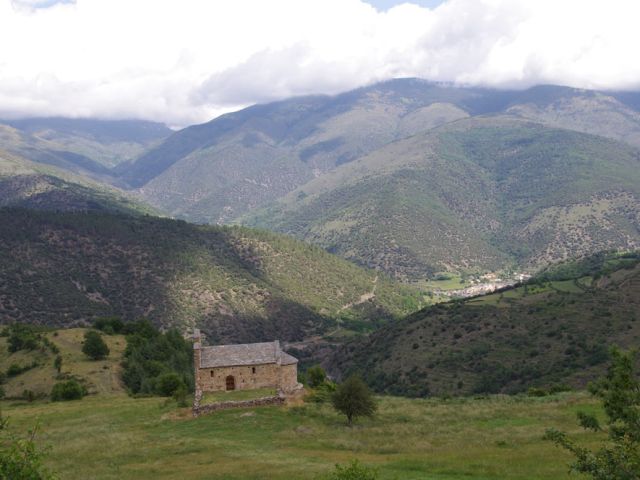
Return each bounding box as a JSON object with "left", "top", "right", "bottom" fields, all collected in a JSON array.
[
  {"left": 3, "top": 80, "right": 640, "bottom": 281},
  {"left": 2, "top": 79, "right": 640, "bottom": 396}
]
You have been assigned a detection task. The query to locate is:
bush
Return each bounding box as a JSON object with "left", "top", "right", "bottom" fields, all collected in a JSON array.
[
  {"left": 173, "top": 384, "right": 189, "bottom": 407},
  {"left": 155, "top": 372, "right": 184, "bottom": 397},
  {"left": 307, "top": 381, "right": 337, "bottom": 403},
  {"left": 6, "top": 324, "right": 40, "bottom": 353},
  {"left": 306, "top": 365, "right": 327, "bottom": 388},
  {"left": 527, "top": 387, "right": 548, "bottom": 397},
  {"left": 82, "top": 330, "right": 109, "bottom": 360},
  {"left": 22, "top": 390, "right": 36, "bottom": 402},
  {"left": 322, "top": 460, "right": 378, "bottom": 480},
  {"left": 93, "top": 316, "right": 125, "bottom": 335},
  {"left": 7, "top": 363, "right": 35, "bottom": 377},
  {"left": 54, "top": 355, "right": 62, "bottom": 374},
  {"left": 50, "top": 380, "right": 86, "bottom": 401},
  {"left": 545, "top": 347, "right": 640, "bottom": 479},
  {"left": 332, "top": 375, "right": 377, "bottom": 425},
  {"left": 0, "top": 420, "right": 57, "bottom": 479}
]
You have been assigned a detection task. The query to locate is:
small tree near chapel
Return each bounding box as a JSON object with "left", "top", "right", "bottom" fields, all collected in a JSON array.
[{"left": 331, "top": 375, "right": 377, "bottom": 426}]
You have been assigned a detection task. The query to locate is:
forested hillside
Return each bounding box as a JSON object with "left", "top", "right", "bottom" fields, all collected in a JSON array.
[
  {"left": 246, "top": 117, "right": 640, "bottom": 278},
  {"left": 0, "top": 149, "right": 155, "bottom": 214},
  {"left": 0, "top": 209, "right": 421, "bottom": 343},
  {"left": 332, "top": 252, "right": 640, "bottom": 396}
]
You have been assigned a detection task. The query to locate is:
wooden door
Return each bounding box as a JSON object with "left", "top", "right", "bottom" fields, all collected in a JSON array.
[{"left": 226, "top": 375, "right": 235, "bottom": 391}]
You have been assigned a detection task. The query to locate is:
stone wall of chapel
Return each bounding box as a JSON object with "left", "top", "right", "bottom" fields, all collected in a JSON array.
[
  {"left": 278, "top": 364, "right": 299, "bottom": 392},
  {"left": 197, "top": 363, "right": 280, "bottom": 392}
]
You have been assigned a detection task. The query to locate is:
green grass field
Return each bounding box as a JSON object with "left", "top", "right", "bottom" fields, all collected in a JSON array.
[
  {"left": 201, "top": 387, "right": 277, "bottom": 403},
  {"left": 0, "top": 324, "right": 609, "bottom": 479},
  {"left": 1, "top": 391, "right": 601, "bottom": 479}
]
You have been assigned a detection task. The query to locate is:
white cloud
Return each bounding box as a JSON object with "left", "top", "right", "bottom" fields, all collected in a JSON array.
[{"left": 0, "top": 0, "right": 639, "bottom": 127}]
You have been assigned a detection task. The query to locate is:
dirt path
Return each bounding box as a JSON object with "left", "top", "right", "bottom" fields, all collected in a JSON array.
[{"left": 339, "top": 275, "right": 378, "bottom": 311}]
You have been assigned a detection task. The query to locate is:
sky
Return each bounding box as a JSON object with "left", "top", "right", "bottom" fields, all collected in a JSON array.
[{"left": 1, "top": 0, "right": 639, "bottom": 127}]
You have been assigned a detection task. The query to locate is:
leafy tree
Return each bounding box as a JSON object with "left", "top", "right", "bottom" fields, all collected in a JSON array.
[
  {"left": 545, "top": 347, "right": 640, "bottom": 479},
  {"left": 306, "top": 365, "right": 327, "bottom": 388},
  {"left": 82, "top": 330, "right": 109, "bottom": 360},
  {"left": 331, "top": 375, "right": 377, "bottom": 426},
  {"left": 51, "top": 380, "right": 86, "bottom": 401},
  {"left": 54, "top": 355, "right": 62, "bottom": 374},
  {"left": 323, "top": 459, "right": 378, "bottom": 480}
]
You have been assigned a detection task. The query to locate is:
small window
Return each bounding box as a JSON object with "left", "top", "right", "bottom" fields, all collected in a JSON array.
[
  {"left": 252, "top": 367, "right": 256, "bottom": 374},
  {"left": 210, "top": 370, "right": 214, "bottom": 378}
]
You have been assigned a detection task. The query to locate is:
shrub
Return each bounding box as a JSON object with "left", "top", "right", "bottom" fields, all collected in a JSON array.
[
  {"left": 54, "top": 355, "right": 62, "bottom": 374},
  {"left": 6, "top": 324, "right": 40, "bottom": 353},
  {"left": 527, "top": 387, "right": 548, "bottom": 397},
  {"left": 306, "top": 365, "right": 327, "bottom": 388},
  {"left": 332, "top": 375, "right": 377, "bottom": 425},
  {"left": 545, "top": 347, "right": 640, "bottom": 479},
  {"left": 0, "top": 421, "right": 57, "bottom": 480},
  {"left": 307, "top": 381, "right": 337, "bottom": 404},
  {"left": 50, "top": 380, "right": 86, "bottom": 401},
  {"left": 7, "top": 363, "right": 35, "bottom": 377},
  {"left": 322, "top": 460, "right": 378, "bottom": 480},
  {"left": 155, "top": 372, "right": 184, "bottom": 397},
  {"left": 82, "top": 331, "right": 109, "bottom": 360},
  {"left": 22, "top": 390, "right": 36, "bottom": 402},
  {"left": 93, "top": 316, "right": 125, "bottom": 335},
  {"left": 7, "top": 364, "right": 23, "bottom": 377},
  {"left": 173, "top": 384, "right": 189, "bottom": 407}
]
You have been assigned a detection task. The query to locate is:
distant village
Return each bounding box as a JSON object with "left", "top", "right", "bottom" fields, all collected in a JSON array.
[{"left": 439, "top": 272, "right": 531, "bottom": 299}]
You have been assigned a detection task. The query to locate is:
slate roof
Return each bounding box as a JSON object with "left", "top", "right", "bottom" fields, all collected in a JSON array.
[{"left": 198, "top": 340, "right": 298, "bottom": 368}]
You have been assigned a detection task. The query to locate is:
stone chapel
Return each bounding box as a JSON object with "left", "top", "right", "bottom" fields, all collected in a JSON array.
[{"left": 192, "top": 329, "right": 300, "bottom": 395}]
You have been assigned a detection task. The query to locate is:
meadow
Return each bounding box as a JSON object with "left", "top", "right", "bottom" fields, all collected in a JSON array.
[{"left": 2, "top": 391, "right": 600, "bottom": 479}]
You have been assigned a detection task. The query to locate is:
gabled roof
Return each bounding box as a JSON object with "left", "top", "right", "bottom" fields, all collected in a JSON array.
[{"left": 198, "top": 340, "right": 298, "bottom": 368}]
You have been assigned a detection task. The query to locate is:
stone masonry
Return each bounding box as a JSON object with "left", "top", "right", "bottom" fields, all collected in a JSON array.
[{"left": 192, "top": 329, "right": 302, "bottom": 415}]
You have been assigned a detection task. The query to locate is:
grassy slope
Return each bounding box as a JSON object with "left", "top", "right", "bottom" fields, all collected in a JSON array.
[
  {"left": 0, "top": 328, "right": 126, "bottom": 398},
  {"left": 245, "top": 116, "right": 640, "bottom": 279},
  {"left": 334, "top": 253, "right": 640, "bottom": 396},
  {"left": 0, "top": 317, "right": 609, "bottom": 480},
  {"left": 1, "top": 391, "right": 602, "bottom": 479},
  {"left": 0, "top": 209, "right": 421, "bottom": 342}
]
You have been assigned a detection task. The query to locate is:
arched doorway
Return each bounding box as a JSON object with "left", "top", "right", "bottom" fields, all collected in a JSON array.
[{"left": 225, "top": 375, "right": 235, "bottom": 391}]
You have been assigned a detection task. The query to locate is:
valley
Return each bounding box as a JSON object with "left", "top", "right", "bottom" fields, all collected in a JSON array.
[
  {"left": 332, "top": 252, "right": 640, "bottom": 397},
  {"left": 4, "top": 4, "right": 640, "bottom": 479}
]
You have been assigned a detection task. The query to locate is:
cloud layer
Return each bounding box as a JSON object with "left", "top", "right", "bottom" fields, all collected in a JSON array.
[{"left": 1, "top": 0, "right": 639, "bottom": 126}]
